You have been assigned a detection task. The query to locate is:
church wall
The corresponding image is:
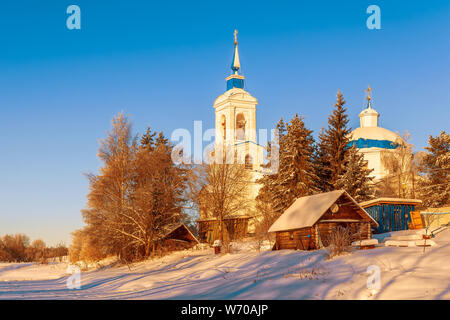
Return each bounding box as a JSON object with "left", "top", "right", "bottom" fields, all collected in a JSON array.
[{"left": 358, "top": 147, "right": 396, "bottom": 181}]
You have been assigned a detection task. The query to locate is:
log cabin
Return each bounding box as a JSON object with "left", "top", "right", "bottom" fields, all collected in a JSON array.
[
  {"left": 158, "top": 224, "right": 200, "bottom": 251},
  {"left": 268, "top": 190, "right": 379, "bottom": 250}
]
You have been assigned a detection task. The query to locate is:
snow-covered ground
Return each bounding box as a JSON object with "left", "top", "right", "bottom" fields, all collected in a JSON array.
[{"left": 1, "top": 228, "right": 449, "bottom": 300}]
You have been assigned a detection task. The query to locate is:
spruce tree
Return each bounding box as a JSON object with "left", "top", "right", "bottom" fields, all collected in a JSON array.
[
  {"left": 256, "top": 118, "right": 285, "bottom": 211},
  {"left": 419, "top": 131, "right": 450, "bottom": 207},
  {"left": 155, "top": 131, "right": 169, "bottom": 147},
  {"left": 258, "top": 114, "right": 318, "bottom": 216},
  {"left": 275, "top": 117, "right": 287, "bottom": 138},
  {"left": 320, "top": 90, "right": 352, "bottom": 189},
  {"left": 335, "top": 145, "right": 375, "bottom": 201},
  {"left": 313, "top": 128, "right": 332, "bottom": 192},
  {"left": 140, "top": 126, "right": 156, "bottom": 149}
]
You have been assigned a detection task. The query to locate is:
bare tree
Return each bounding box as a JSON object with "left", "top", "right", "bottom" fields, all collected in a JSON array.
[
  {"left": 26, "top": 239, "right": 46, "bottom": 263},
  {"left": 189, "top": 153, "right": 252, "bottom": 246},
  {"left": 81, "top": 112, "right": 138, "bottom": 260},
  {"left": 421, "top": 210, "right": 439, "bottom": 253},
  {"left": 0, "top": 234, "right": 29, "bottom": 262},
  {"left": 379, "top": 131, "right": 416, "bottom": 198},
  {"left": 254, "top": 192, "right": 278, "bottom": 245},
  {"left": 325, "top": 226, "right": 353, "bottom": 259}
]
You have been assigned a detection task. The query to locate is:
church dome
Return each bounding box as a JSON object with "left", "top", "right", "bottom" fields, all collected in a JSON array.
[
  {"left": 349, "top": 87, "right": 403, "bottom": 149},
  {"left": 350, "top": 126, "right": 403, "bottom": 149}
]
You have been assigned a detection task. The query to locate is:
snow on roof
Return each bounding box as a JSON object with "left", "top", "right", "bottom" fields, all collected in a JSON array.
[
  {"left": 268, "top": 190, "right": 342, "bottom": 233},
  {"left": 360, "top": 198, "right": 423, "bottom": 207},
  {"left": 268, "top": 190, "right": 378, "bottom": 233},
  {"left": 350, "top": 126, "right": 402, "bottom": 144}
]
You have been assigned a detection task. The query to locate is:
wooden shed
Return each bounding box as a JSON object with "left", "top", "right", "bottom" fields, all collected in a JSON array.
[
  {"left": 360, "top": 198, "right": 422, "bottom": 233},
  {"left": 159, "top": 224, "right": 200, "bottom": 251},
  {"left": 268, "top": 190, "right": 379, "bottom": 250}
]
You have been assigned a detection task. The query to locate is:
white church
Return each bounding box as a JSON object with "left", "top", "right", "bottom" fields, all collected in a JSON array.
[
  {"left": 197, "top": 31, "right": 404, "bottom": 242},
  {"left": 349, "top": 86, "right": 405, "bottom": 181},
  {"left": 212, "top": 30, "right": 265, "bottom": 189},
  {"left": 197, "top": 31, "right": 265, "bottom": 242}
]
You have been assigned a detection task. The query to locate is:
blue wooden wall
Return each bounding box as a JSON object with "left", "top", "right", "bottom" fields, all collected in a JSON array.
[{"left": 364, "top": 203, "right": 417, "bottom": 233}]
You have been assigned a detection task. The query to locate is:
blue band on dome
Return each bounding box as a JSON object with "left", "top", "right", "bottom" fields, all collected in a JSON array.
[{"left": 348, "top": 138, "right": 399, "bottom": 149}]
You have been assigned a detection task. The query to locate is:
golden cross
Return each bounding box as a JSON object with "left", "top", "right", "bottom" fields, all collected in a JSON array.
[
  {"left": 234, "top": 29, "right": 238, "bottom": 45},
  {"left": 365, "top": 85, "right": 372, "bottom": 101}
]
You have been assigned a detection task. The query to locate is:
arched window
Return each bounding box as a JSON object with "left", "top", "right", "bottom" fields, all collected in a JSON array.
[
  {"left": 220, "top": 115, "right": 226, "bottom": 140},
  {"left": 236, "top": 113, "right": 246, "bottom": 140},
  {"left": 245, "top": 154, "right": 253, "bottom": 170}
]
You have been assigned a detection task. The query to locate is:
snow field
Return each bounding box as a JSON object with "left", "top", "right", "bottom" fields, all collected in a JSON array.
[{"left": 0, "top": 229, "right": 449, "bottom": 299}]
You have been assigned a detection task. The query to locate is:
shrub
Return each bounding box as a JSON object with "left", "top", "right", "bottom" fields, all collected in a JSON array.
[{"left": 325, "top": 226, "right": 352, "bottom": 259}]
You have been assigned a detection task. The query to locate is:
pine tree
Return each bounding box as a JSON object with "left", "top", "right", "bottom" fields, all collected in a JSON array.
[
  {"left": 256, "top": 118, "right": 285, "bottom": 207},
  {"left": 155, "top": 131, "right": 169, "bottom": 146},
  {"left": 313, "top": 128, "right": 332, "bottom": 192},
  {"left": 256, "top": 118, "right": 284, "bottom": 206},
  {"left": 275, "top": 118, "right": 287, "bottom": 138},
  {"left": 140, "top": 126, "right": 156, "bottom": 149},
  {"left": 419, "top": 131, "right": 450, "bottom": 207},
  {"left": 320, "top": 90, "right": 352, "bottom": 189},
  {"left": 335, "top": 145, "right": 375, "bottom": 202},
  {"left": 258, "top": 114, "right": 318, "bottom": 217}
]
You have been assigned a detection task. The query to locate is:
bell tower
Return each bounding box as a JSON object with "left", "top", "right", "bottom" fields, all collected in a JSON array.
[
  {"left": 201, "top": 30, "right": 265, "bottom": 236},
  {"left": 214, "top": 30, "right": 258, "bottom": 154}
]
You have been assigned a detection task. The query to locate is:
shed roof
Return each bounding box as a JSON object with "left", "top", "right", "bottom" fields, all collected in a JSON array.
[
  {"left": 360, "top": 198, "right": 422, "bottom": 207},
  {"left": 268, "top": 190, "right": 378, "bottom": 233},
  {"left": 161, "top": 223, "right": 199, "bottom": 244}
]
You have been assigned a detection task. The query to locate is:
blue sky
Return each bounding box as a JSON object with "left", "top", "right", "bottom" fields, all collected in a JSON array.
[{"left": 0, "top": 1, "right": 449, "bottom": 245}]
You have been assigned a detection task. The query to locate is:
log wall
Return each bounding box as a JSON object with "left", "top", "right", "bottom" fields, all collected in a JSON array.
[
  {"left": 275, "top": 227, "right": 316, "bottom": 250},
  {"left": 317, "top": 222, "right": 371, "bottom": 247},
  {"left": 275, "top": 222, "right": 372, "bottom": 250}
]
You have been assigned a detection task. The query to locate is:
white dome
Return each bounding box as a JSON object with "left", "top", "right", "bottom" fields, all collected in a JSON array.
[
  {"left": 350, "top": 101, "right": 404, "bottom": 149},
  {"left": 350, "top": 126, "right": 403, "bottom": 144}
]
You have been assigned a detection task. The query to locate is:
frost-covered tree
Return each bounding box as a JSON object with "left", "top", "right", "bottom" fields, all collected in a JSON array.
[
  {"left": 418, "top": 131, "right": 450, "bottom": 207},
  {"left": 280, "top": 114, "right": 319, "bottom": 201},
  {"left": 335, "top": 146, "right": 375, "bottom": 202},
  {"left": 313, "top": 128, "right": 332, "bottom": 192},
  {"left": 80, "top": 113, "right": 187, "bottom": 261},
  {"left": 318, "top": 90, "right": 352, "bottom": 189},
  {"left": 256, "top": 119, "right": 285, "bottom": 216},
  {"left": 140, "top": 126, "right": 156, "bottom": 149},
  {"left": 258, "top": 114, "right": 318, "bottom": 216}
]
